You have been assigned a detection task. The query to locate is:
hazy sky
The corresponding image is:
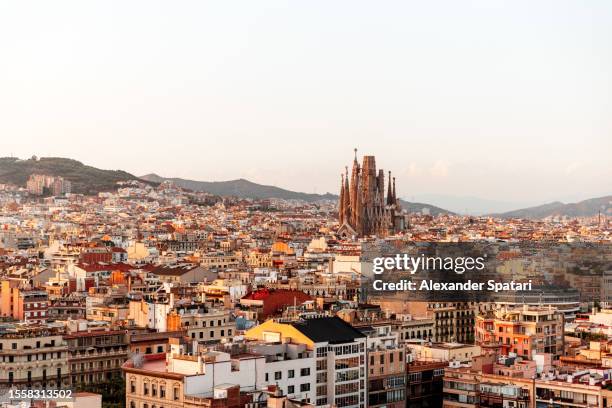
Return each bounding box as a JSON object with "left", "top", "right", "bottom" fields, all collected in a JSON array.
[{"left": 1, "top": 1, "right": 610, "bottom": 203}]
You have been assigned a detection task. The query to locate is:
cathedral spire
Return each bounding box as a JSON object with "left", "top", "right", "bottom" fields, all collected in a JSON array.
[
  {"left": 344, "top": 166, "right": 351, "bottom": 224},
  {"left": 339, "top": 173, "right": 345, "bottom": 225},
  {"left": 387, "top": 171, "right": 393, "bottom": 205},
  {"left": 392, "top": 177, "right": 396, "bottom": 203}
]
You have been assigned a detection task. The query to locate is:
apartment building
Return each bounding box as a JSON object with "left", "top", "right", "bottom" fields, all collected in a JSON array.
[
  {"left": 249, "top": 341, "right": 315, "bottom": 401},
  {"left": 443, "top": 361, "right": 612, "bottom": 408},
  {"left": 406, "top": 341, "right": 481, "bottom": 364},
  {"left": 64, "top": 328, "right": 129, "bottom": 385},
  {"left": 200, "top": 254, "right": 241, "bottom": 270},
  {"left": 350, "top": 322, "right": 406, "bottom": 408},
  {"left": 476, "top": 305, "right": 564, "bottom": 360},
  {"left": 366, "top": 345, "right": 405, "bottom": 408},
  {"left": 122, "top": 339, "right": 266, "bottom": 408},
  {"left": 19, "top": 290, "right": 49, "bottom": 323},
  {"left": 0, "top": 324, "right": 70, "bottom": 389},
  {"left": 0, "top": 280, "right": 49, "bottom": 323},
  {"left": 245, "top": 316, "right": 368, "bottom": 408},
  {"left": 404, "top": 301, "right": 476, "bottom": 343},
  {"left": 128, "top": 329, "right": 186, "bottom": 355},
  {"left": 396, "top": 316, "right": 435, "bottom": 343},
  {"left": 167, "top": 306, "right": 235, "bottom": 344},
  {"left": 406, "top": 360, "right": 446, "bottom": 408}
]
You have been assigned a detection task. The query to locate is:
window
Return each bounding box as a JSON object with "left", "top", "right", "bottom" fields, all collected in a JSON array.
[
  {"left": 288, "top": 370, "right": 295, "bottom": 378},
  {"left": 288, "top": 385, "right": 295, "bottom": 394},
  {"left": 433, "top": 368, "right": 444, "bottom": 377},
  {"left": 274, "top": 371, "right": 282, "bottom": 380},
  {"left": 379, "top": 355, "right": 384, "bottom": 364},
  {"left": 301, "top": 368, "right": 310, "bottom": 376},
  {"left": 173, "top": 387, "right": 179, "bottom": 401},
  {"left": 130, "top": 380, "right": 136, "bottom": 393},
  {"left": 160, "top": 385, "right": 166, "bottom": 398},
  {"left": 157, "top": 346, "right": 164, "bottom": 353},
  {"left": 144, "top": 382, "right": 149, "bottom": 395},
  {"left": 300, "top": 383, "right": 311, "bottom": 392}
]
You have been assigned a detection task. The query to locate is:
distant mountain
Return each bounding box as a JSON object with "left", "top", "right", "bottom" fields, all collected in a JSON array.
[
  {"left": 141, "top": 174, "right": 455, "bottom": 214},
  {"left": 411, "top": 194, "right": 535, "bottom": 215},
  {"left": 493, "top": 196, "right": 612, "bottom": 219},
  {"left": 0, "top": 156, "right": 143, "bottom": 194},
  {"left": 398, "top": 199, "right": 455, "bottom": 216},
  {"left": 141, "top": 173, "right": 337, "bottom": 202}
]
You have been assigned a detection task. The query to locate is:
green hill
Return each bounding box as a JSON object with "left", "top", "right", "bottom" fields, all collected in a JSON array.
[
  {"left": 0, "top": 156, "right": 141, "bottom": 194},
  {"left": 141, "top": 173, "right": 337, "bottom": 202}
]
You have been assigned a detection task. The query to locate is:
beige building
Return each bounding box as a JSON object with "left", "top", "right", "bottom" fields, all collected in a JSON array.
[
  {"left": 64, "top": 328, "right": 129, "bottom": 385},
  {"left": 367, "top": 346, "right": 406, "bottom": 408},
  {"left": 169, "top": 307, "right": 235, "bottom": 343},
  {"left": 122, "top": 338, "right": 266, "bottom": 408},
  {"left": 406, "top": 341, "right": 481, "bottom": 363},
  {"left": 0, "top": 324, "right": 70, "bottom": 389}
]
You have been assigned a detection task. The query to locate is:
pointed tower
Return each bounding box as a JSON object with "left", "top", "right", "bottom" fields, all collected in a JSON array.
[
  {"left": 350, "top": 148, "right": 360, "bottom": 229},
  {"left": 344, "top": 166, "right": 351, "bottom": 223},
  {"left": 387, "top": 171, "right": 393, "bottom": 205},
  {"left": 339, "top": 173, "right": 345, "bottom": 225}
]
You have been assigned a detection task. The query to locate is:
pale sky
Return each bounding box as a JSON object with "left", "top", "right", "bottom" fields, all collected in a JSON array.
[{"left": 1, "top": 1, "right": 611, "bottom": 203}]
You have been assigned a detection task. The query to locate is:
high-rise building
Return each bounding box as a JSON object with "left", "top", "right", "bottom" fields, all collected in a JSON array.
[
  {"left": 338, "top": 150, "right": 405, "bottom": 237},
  {"left": 26, "top": 174, "right": 71, "bottom": 196},
  {"left": 475, "top": 305, "right": 564, "bottom": 360},
  {"left": 245, "top": 316, "right": 368, "bottom": 408}
]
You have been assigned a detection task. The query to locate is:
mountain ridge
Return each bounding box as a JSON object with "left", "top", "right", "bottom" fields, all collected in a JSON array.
[
  {"left": 492, "top": 196, "right": 612, "bottom": 219},
  {"left": 141, "top": 173, "right": 337, "bottom": 202},
  {"left": 141, "top": 173, "right": 454, "bottom": 215}
]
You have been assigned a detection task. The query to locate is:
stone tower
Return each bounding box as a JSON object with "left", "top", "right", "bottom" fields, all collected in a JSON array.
[{"left": 337, "top": 150, "right": 405, "bottom": 237}]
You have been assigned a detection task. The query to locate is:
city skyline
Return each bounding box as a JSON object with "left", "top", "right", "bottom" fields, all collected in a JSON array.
[{"left": 1, "top": 1, "right": 611, "bottom": 203}]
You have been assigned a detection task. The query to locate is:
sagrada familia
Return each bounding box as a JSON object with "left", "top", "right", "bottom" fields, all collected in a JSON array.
[{"left": 338, "top": 149, "right": 406, "bottom": 237}]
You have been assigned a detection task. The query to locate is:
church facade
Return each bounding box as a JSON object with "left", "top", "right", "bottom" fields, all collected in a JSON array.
[{"left": 338, "top": 150, "right": 405, "bottom": 237}]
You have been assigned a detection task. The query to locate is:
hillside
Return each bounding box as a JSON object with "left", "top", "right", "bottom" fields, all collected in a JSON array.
[
  {"left": 0, "top": 157, "right": 141, "bottom": 194},
  {"left": 398, "top": 199, "right": 454, "bottom": 216},
  {"left": 141, "top": 174, "right": 337, "bottom": 202},
  {"left": 141, "top": 173, "right": 454, "bottom": 214},
  {"left": 494, "top": 196, "right": 612, "bottom": 219}
]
